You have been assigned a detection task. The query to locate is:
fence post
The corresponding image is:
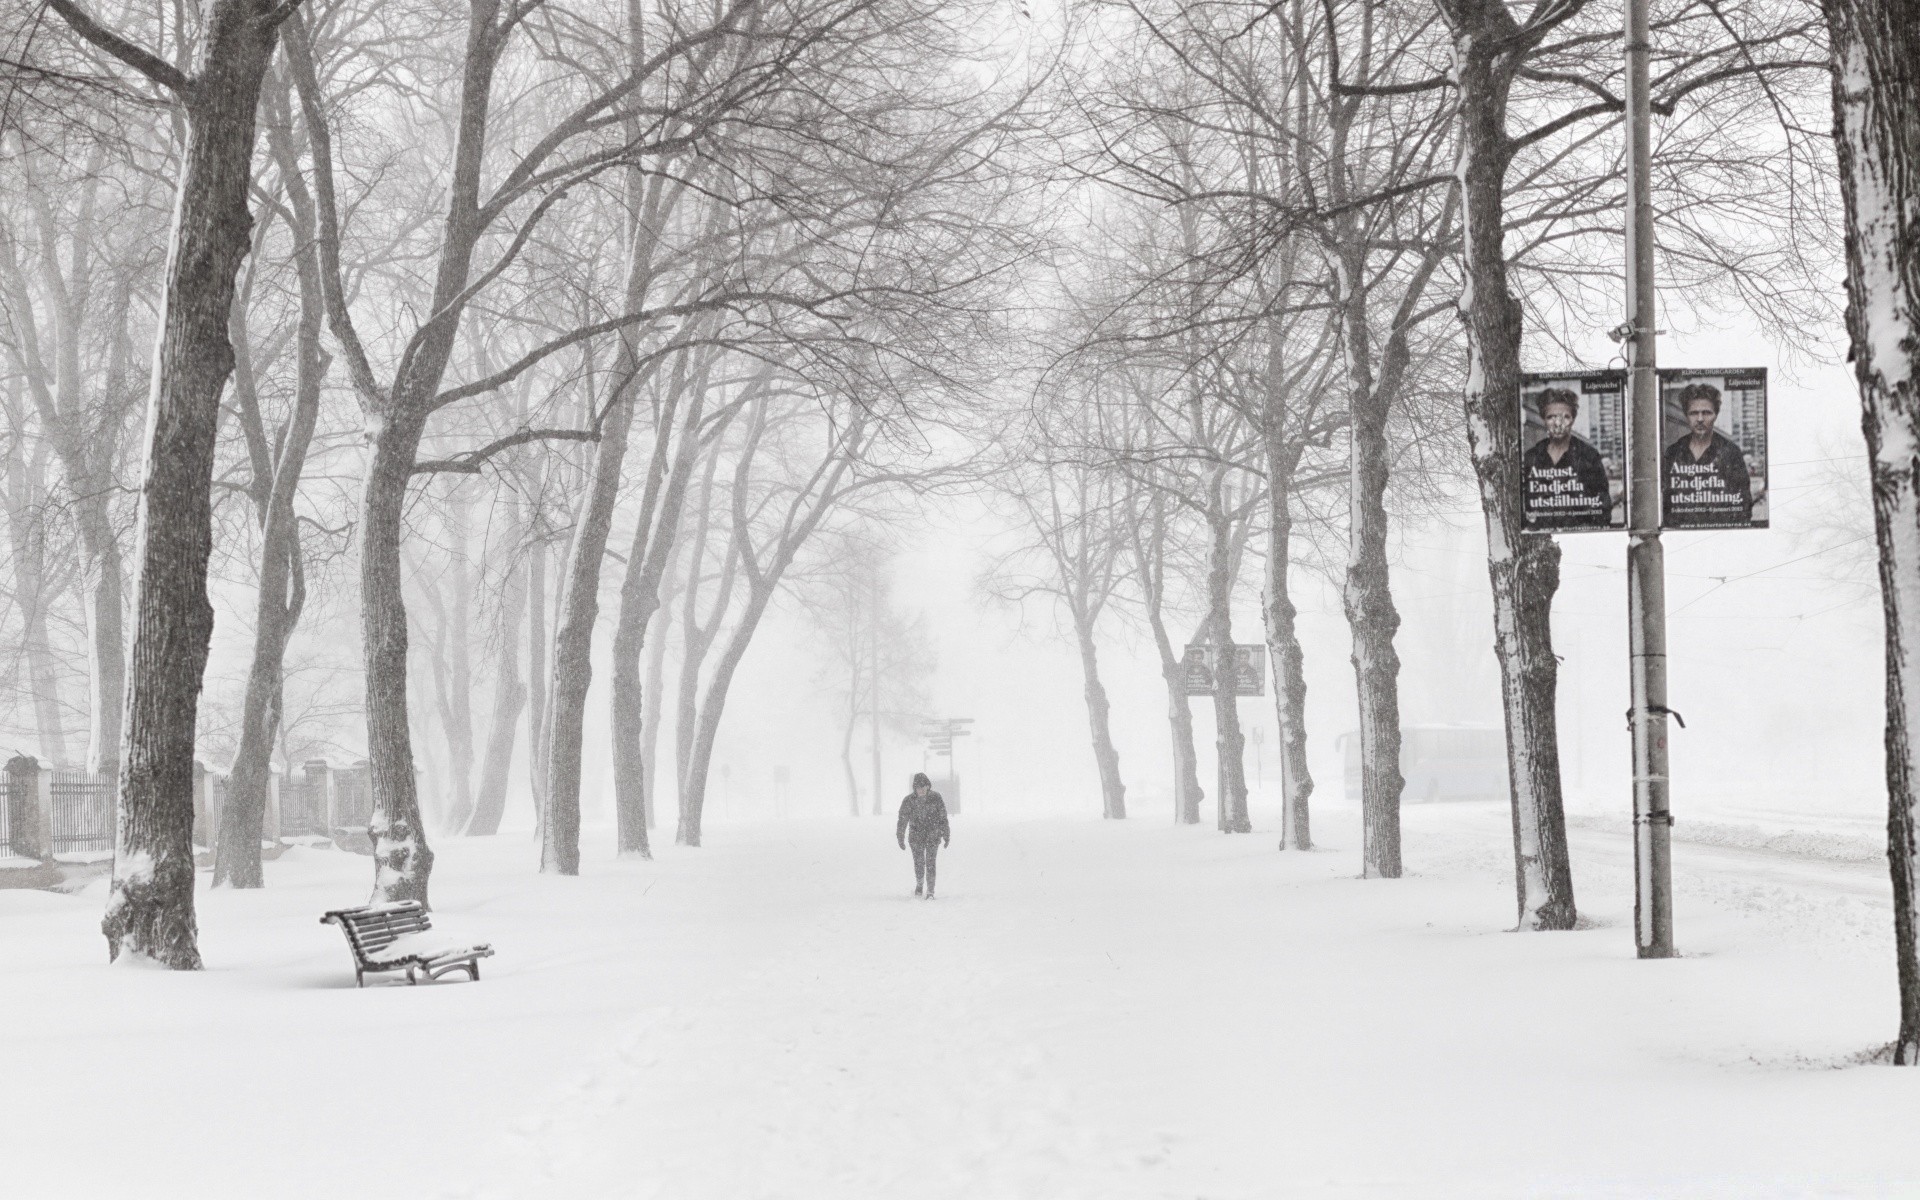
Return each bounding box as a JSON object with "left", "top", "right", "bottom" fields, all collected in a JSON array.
[
  {"left": 207, "top": 772, "right": 227, "bottom": 859},
  {"left": 304, "top": 759, "right": 330, "bottom": 835},
  {"left": 266, "top": 769, "right": 281, "bottom": 842},
  {"left": 6, "top": 755, "right": 51, "bottom": 860}
]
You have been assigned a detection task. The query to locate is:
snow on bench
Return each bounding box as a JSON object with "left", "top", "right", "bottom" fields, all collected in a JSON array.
[{"left": 320, "top": 900, "right": 494, "bottom": 988}]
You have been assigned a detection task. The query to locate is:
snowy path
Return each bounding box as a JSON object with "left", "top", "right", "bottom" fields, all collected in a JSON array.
[{"left": 6, "top": 803, "right": 1920, "bottom": 1198}]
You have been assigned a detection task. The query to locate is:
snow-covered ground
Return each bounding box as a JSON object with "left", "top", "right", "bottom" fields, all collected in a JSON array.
[{"left": 4, "top": 798, "right": 1917, "bottom": 1198}]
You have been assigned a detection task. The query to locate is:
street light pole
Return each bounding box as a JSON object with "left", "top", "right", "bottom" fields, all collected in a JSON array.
[{"left": 1624, "top": 0, "right": 1675, "bottom": 958}]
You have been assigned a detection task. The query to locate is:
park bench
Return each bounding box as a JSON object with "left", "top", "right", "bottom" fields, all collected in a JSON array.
[{"left": 320, "top": 900, "right": 493, "bottom": 987}]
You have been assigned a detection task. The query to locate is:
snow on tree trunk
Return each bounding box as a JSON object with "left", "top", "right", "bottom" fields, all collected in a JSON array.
[
  {"left": 1823, "top": 0, "right": 1920, "bottom": 1061},
  {"left": 1263, "top": 434, "right": 1314, "bottom": 851},
  {"left": 1439, "top": 3, "right": 1577, "bottom": 929},
  {"left": 92, "top": 0, "right": 290, "bottom": 966}
]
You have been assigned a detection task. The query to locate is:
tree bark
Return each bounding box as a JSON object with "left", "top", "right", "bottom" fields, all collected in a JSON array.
[
  {"left": 1071, "top": 615, "right": 1127, "bottom": 818},
  {"left": 1262, "top": 432, "right": 1314, "bottom": 851},
  {"left": 542, "top": 380, "right": 634, "bottom": 874},
  {"left": 1437, "top": 0, "right": 1577, "bottom": 928},
  {"left": 65, "top": 0, "right": 294, "bottom": 966},
  {"left": 360, "top": 411, "right": 436, "bottom": 903},
  {"left": 1336, "top": 248, "right": 1405, "bottom": 879},
  {"left": 1822, "top": 0, "right": 1920, "bottom": 1061},
  {"left": 1204, "top": 484, "right": 1251, "bottom": 833}
]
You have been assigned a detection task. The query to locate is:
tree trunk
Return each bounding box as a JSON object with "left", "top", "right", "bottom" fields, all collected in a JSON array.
[
  {"left": 360, "top": 411, "right": 436, "bottom": 905},
  {"left": 679, "top": 588, "right": 777, "bottom": 846},
  {"left": 1262, "top": 433, "right": 1314, "bottom": 850},
  {"left": 1337, "top": 252, "right": 1405, "bottom": 879},
  {"left": 641, "top": 596, "right": 671, "bottom": 830},
  {"left": 843, "top": 603, "right": 861, "bottom": 816},
  {"left": 1072, "top": 615, "right": 1127, "bottom": 818},
  {"left": 1127, "top": 491, "right": 1204, "bottom": 824},
  {"left": 216, "top": 94, "right": 328, "bottom": 887},
  {"left": 76, "top": 495, "right": 126, "bottom": 778},
  {"left": 542, "top": 383, "right": 634, "bottom": 874},
  {"left": 527, "top": 527, "right": 550, "bottom": 831},
  {"left": 1823, "top": 0, "right": 1920, "bottom": 1060},
  {"left": 1204, "top": 490, "right": 1251, "bottom": 833},
  {"left": 468, "top": 548, "right": 528, "bottom": 836},
  {"left": 443, "top": 489, "right": 477, "bottom": 833},
  {"left": 673, "top": 449, "right": 730, "bottom": 845},
  {"left": 1440, "top": 3, "right": 1576, "bottom": 928},
  {"left": 611, "top": 348, "right": 730, "bottom": 853},
  {"left": 870, "top": 566, "right": 884, "bottom": 816},
  {"left": 89, "top": 0, "right": 289, "bottom": 967},
  {"left": 609, "top": 368, "right": 710, "bottom": 858}
]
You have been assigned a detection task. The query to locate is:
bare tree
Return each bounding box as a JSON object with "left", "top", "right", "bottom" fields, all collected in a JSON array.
[
  {"left": 215, "top": 63, "right": 331, "bottom": 887},
  {"left": 47, "top": 0, "right": 296, "bottom": 966},
  {"left": 1821, "top": 0, "right": 1920, "bottom": 1062},
  {"left": 989, "top": 416, "right": 1131, "bottom": 819}
]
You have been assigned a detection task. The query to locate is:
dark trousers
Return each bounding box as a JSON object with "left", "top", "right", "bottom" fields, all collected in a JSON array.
[{"left": 910, "top": 840, "right": 940, "bottom": 893}]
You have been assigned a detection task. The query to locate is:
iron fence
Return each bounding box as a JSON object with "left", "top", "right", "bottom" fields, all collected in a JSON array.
[
  {"left": 50, "top": 768, "right": 113, "bottom": 853},
  {"left": 280, "top": 777, "right": 330, "bottom": 837},
  {"left": 332, "top": 765, "right": 373, "bottom": 827}
]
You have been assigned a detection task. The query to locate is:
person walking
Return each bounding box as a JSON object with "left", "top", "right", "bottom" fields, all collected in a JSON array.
[{"left": 896, "top": 772, "right": 951, "bottom": 898}]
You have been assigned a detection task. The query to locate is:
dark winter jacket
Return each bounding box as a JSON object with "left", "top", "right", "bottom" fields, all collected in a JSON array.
[{"left": 897, "top": 792, "right": 950, "bottom": 847}]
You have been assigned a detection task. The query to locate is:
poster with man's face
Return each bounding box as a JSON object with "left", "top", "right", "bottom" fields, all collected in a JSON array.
[
  {"left": 1520, "top": 371, "right": 1627, "bottom": 532},
  {"left": 1659, "top": 368, "right": 1767, "bottom": 530}
]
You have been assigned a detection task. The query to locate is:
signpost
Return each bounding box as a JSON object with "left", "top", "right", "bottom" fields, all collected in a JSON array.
[{"left": 921, "top": 718, "right": 972, "bottom": 815}]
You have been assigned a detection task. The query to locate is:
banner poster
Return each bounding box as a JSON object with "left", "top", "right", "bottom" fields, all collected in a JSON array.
[
  {"left": 1181, "top": 644, "right": 1266, "bottom": 697},
  {"left": 1659, "top": 367, "right": 1768, "bottom": 530},
  {"left": 1519, "top": 371, "right": 1627, "bottom": 533}
]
